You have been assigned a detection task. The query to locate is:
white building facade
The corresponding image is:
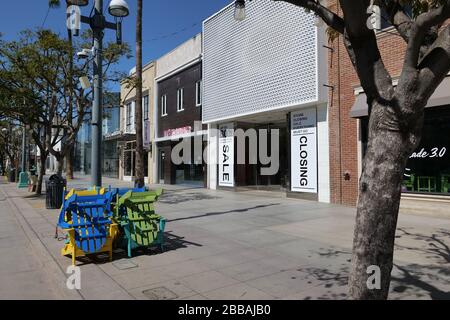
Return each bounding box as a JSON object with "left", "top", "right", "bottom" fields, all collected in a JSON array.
[{"left": 203, "top": 0, "right": 330, "bottom": 202}]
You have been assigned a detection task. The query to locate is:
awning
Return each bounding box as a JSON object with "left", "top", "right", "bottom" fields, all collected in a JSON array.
[
  {"left": 350, "top": 76, "right": 450, "bottom": 118},
  {"left": 103, "top": 132, "right": 136, "bottom": 142},
  {"left": 349, "top": 94, "right": 369, "bottom": 118}
]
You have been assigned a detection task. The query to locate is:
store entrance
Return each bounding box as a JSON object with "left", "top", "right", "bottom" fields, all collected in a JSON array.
[
  {"left": 240, "top": 122, "right": 288, "bottom": 191},
  {"left": 159, "top": 150, "right": 165, "bottom": 184},
  {"left": 123, "top": 141, "right": 148, "bottom": 182}
]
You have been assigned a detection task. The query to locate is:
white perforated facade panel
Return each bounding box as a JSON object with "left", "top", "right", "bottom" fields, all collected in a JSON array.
[{"left": 203, "top": 0, "right": 321, "bottom": 123}]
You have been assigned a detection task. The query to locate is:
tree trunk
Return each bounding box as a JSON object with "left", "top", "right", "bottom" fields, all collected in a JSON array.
[
  {"left": 56, "top": 156, "right": 64, "bottom": 177},
  {"left": 65, "top": 147, "right": 74, "bottom": 180},
  {"left": 134, "top": 0, "right": 145, "bottom": 188},
  {"left": 36, "top": 155, "right": 47, "bottom": 195},
  {"left": 349, "top": 101, "right": 423, "bottom": 299}
]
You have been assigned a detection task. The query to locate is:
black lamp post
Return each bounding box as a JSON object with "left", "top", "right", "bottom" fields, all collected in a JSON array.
[{"left": 66, "top": 0, "right": 129, "bottom": 187}]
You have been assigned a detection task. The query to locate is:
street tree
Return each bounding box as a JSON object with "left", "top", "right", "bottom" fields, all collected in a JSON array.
[
  {"left": 0, "top": 30, "right": 130, "bottom": 193},
  {"left": 265, "top": 0, "right": 450, "bottom": 299},
  {"left": 47, "top": 0, "right": 76, "bottom": 180},
  {"left": 0, "top": 120, "right": 22, "bottom": 179},
  {"left": 134, "top": 0, "right": 146, "bottom": 188}
]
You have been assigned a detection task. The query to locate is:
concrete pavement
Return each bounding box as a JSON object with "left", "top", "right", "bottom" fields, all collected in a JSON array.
[
  {"left": 0, "top": 175, "right": 449, "bottom": 300},
  {"left": 0, "top": 178, "right": 78, "bottom": 299}
]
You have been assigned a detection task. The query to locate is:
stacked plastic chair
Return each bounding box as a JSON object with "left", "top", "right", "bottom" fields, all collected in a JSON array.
[
  {"left": 114, "top": 189, "right": 165, "bottom": 257},
  {"left": 58, "top": 190, "right": 117, "bottom": 265}
]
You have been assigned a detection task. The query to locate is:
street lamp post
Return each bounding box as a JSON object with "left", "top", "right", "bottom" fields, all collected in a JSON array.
[
  {"left": 67, "top": 0, "right": 129, "bottom": 187},
  {"left": 17, "top": 124, "right": 28, "bottom": 188}
]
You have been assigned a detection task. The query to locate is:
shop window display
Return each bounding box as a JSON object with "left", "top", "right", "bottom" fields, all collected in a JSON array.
[{"left": 402, "top": 106, "right": 450, "bottom": 195}]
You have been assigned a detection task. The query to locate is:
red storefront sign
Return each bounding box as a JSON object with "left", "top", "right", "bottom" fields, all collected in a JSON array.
[{"left": 163, "top": 126, "right": 192, "bottom": 138}]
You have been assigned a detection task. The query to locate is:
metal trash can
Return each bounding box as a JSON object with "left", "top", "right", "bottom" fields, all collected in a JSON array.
[
  {"left": 45, "top": 175, "right": 66, "bottom": 209},
  {"left": 8, "top": 169, "right": 16, "bottom": 183}
]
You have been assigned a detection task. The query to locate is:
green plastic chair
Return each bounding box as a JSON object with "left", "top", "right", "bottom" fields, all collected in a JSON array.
[
  {"left": 115, "top": 189, "right": 165, "bottom": 257},
  {"left": 417, "top": 176, "right": 437, "bottom": 193},
  {"left": 441, "top": 175, "right": 450, "bottom": 193},
  {"left": 402, "top": 174, "right": 415, "bottom": 192}
]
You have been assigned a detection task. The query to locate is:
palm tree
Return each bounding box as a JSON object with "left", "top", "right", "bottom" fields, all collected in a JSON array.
[
  {"left": 134, "top": 0, "right": 145, "bottom": 188},
  {"left": 48, "top": 0, "right": 60, "bottom": 8}
]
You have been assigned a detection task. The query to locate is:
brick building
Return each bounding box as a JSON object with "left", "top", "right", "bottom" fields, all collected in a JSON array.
[
  {"left": 153, "top": 33, "right": 206, "bottom": 187},
  {"left": 327, "top": 1, "right": 450, "bottom": 206}
]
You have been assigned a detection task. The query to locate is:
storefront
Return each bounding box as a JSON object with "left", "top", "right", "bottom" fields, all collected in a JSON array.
[
  {"left": 359, "top": 105, "right": 450, "bottom": 196},
  {"left": 353, "top": 77, "right": 450, "bottom": 199},
  {"left": 120, "top": 139, "right": 149, "bottom": 183},
  {"left": 203, "top": 0, "right": 330, "bottom": 202},
  {"left": 153, "top": 34, "right": 205, "bottom": 187},
  {"left": 212, "top": 104, "right": 329, "bottom": 201},
  {"left": 156, "top": 137, "right": 206, "bottom": 186},
  {"left": 403, "top": 106, "right": 450, "bottom": 195}
]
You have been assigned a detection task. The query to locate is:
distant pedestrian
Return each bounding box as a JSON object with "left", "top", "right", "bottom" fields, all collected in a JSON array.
[{"left": 29, "top": 165, "right": 37, "bottom": 192}]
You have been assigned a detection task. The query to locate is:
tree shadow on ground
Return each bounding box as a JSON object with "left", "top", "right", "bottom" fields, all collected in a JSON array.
[
  {"left": 158, "top": 191, "right": 220, "bottom": 204},
  {"left": 167, "top": 203, "right": 280, "bottom": 223},
  {"left": 22, "top": 193, "right": 46, "bottom": 199},
  {"left": 295, "top": 227, "right": 450, "bottom": 300},
  {"left": 390, "top": 227, "right": 450, "bottom": 299},
  {"left": 296, "top": 248, "right": 351, "bottom": 300}
]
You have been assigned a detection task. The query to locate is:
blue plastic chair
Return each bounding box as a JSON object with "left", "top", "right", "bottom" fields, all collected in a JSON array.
[{"left": 58, "top": 192, "right": 118, "bottom": 265}]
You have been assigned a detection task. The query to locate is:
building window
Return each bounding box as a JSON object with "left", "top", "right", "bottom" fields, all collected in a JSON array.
[
  {"left": 143, "top": 95, "right": 149, "bottom": 121},
  {"left": 177, "top": 88, "right": 184, "bottom": 112},
  {"left": 401, "top": 106, "right": 450, "bottom": 195},
  {"left": 374, "top": 5, "right": 412, "bottom": 31},
  {"left": 161, "top": 95, "right": 167, "bottom": 116},
  {"left": 126, "top": 102, "right": 133, "bottom": 132},
  {"left": 195, "top": 80, "right": 202, "bottom": 107}
]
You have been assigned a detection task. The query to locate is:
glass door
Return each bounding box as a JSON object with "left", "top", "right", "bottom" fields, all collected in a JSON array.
[
  {"left": 124, "top": 141, "right": 136, "bottom": 181},
  {"left": 159, "top": 150, "right": 165, "bottom": 184}
]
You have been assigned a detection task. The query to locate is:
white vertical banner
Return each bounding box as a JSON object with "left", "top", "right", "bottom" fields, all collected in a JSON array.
[
  {"left": 291, "top": 108, "right": 317, "bottom": 193},
  {"left": 218, "top": 123, "right": 234, "bottom": 187}
]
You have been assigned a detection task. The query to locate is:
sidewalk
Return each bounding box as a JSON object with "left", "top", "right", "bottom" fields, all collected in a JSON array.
[
  {"left": 0, "top": 178, "right": 78, "bottom": 299},
  {"left": 1, "top": 175, "right": 449, "bottom": 299}
]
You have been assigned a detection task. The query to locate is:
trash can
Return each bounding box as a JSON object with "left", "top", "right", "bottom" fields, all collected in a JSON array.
[
  {"left": 45, "top": 175, "right": 66, "bottom": 209},
  {"left": 8, "top": 169, "right": 16, "bottom": 183}
]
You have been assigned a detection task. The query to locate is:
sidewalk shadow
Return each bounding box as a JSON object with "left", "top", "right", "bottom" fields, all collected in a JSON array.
[
  {"left": 158, "top": 191, "right": 220, "bottom": 204},
  {"left": 22, "top": 193, "right": 46, "bottom": 200},
  {"left": 293, "top": 226, "right": 450, "bottom": 300},
  {"left": 167, "top": 203, "right": 280, "bottom": 223},
  {"left": 296, "top": 248, "right": 351, "bottom": 300},
  {"left": 390, "top": 227, "right": 450, "bottom": 299},
  {"left": 73, "top": 231, "right": 203, "bottom": 266}
]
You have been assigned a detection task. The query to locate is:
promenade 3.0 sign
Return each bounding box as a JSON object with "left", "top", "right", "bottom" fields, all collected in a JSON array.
[{"left": 291, "top": 108, "right": 317, "bottom": 193}]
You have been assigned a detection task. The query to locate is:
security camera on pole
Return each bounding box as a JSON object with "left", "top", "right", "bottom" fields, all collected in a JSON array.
[{"left": 66, "top": 0, "right": 129, "bottom": 187}]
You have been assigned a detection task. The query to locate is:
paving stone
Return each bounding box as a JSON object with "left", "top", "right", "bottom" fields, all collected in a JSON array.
[
  {"left": 112, "top": 259, "right": 139, "bottom": 270},
  {"left": 202, "top": 283, "right": 275, "bottom": 300},
  {"left": 178, "top": 270, "right": 240, "bottom": 294}
]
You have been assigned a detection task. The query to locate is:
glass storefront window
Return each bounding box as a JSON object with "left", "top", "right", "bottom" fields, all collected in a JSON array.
[
  {"left": 124, "top": 142, "right": 135, "bottom": 177},
  {"left": 103, "top": 141, "right": 119, "bottom": 178},
  {"left": 123, "top": 141, "right": 148, "bottom": 179},
  {"left": 402, "top": 106, "right": 450, "bottom": 195}
]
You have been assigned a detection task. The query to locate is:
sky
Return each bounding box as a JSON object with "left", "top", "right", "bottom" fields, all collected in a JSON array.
[{"left": 0, "top": 0, "right": 233, "bottom": 90}]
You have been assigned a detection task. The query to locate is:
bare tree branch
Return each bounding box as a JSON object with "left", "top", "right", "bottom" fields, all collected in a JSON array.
[
  {"left": 274, "top": 0, "right": 345, "bottom": 34},
  {"left": 404, "top": 1, "right": 450, "bottom": 69}
]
